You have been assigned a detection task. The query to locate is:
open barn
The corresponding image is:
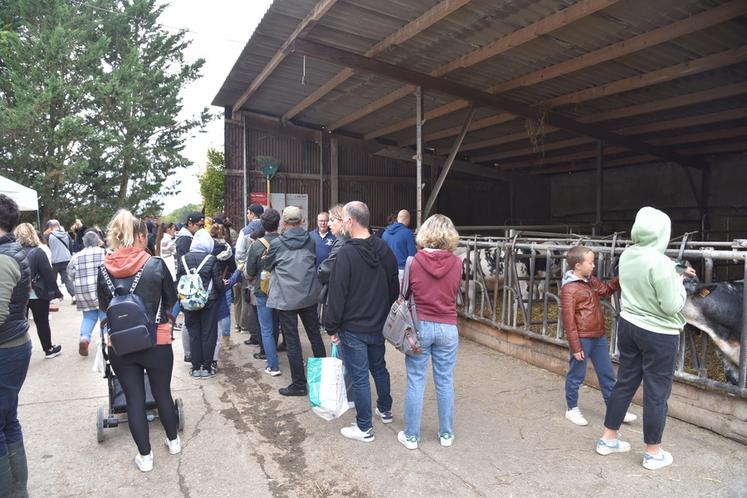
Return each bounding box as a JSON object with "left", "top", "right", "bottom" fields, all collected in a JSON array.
[{"left": 213, "top": 0, "right": 747, "bottom": 442}]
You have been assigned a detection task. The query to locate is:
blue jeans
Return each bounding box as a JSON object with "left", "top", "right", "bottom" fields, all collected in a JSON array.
[
  {"left": 80, "top": 310, "right": 106, "bottom": 342},
  {"left": 403, "top": 321, "right": 459, "bottom": 439},
  {"left": 565, "top": 336, "right": 616, "bottom": 409},
  {"left": 339, "top": 331, "right": 392, "bottom": 432},
  {"left": 255, "top": 295, "right": 279, "bottom": 371},
  {"left": 0, "top": 339, "right": 32, "bottom": 457}
]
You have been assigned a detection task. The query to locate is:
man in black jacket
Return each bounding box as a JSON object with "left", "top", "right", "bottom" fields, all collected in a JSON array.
[
  {"left": 0, "top": 194, "right": 32, "bottom": 495},
  {"left": 324, "top": 201, "right": 399, "bottom": 443}
]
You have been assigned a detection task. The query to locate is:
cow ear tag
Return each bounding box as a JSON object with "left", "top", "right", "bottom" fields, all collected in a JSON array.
[{"left": 698, "top": 288, "right": 711, "bottom": 298}]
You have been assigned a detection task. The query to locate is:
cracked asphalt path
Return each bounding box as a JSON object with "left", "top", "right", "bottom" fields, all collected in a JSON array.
[{"left": 20, "top": 301, "right": 747, "bottom": 497}]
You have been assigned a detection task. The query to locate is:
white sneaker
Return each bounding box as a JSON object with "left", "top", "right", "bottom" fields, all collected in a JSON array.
[
  {"left": 439, "top": 433, "right": 454, "bottom": 447},
  {"left": 643, "top": 449, "right": 673, "bottom": 470},
  {"left": 135, "top": 451, "right": 153, "bottom": 472},
  {"left": 374, "top": 407, "right": 393, "bottom": 424},
  {"left": 596, "top": 437, "right": 631, "bottom": 455},
  {"left": 165, "top": 436, "right": 181, "bottom": 455},
  {"left": 264, "top": 367, "right": 281, "bottom": 377},
  {"left": 565, "top": 407, "right": 588, "bottom": 426},
  {"left": 623, "top": 411, "right": 638, "bottom": 423},
  {"left": 397, "top": 431, "right": 418, "bottom": 450},
  {"left": 340, "top": 423, "right": 375, "bottom": 443}
]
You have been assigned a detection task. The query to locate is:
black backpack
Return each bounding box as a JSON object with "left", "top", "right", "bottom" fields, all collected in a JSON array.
[{"left": 101, "top": 262, "right": 159, "bottom": 356}]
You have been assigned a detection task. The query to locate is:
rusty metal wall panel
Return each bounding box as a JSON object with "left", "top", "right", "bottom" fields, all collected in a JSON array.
[
  {"left": 224, "top": 118, "right": 244, "bottom": 223},
  {"left": 247, "top": 126, "right": 321, "bottom": 175}
]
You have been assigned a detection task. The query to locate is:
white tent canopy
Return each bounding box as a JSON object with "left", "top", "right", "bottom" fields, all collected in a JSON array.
[{"left": 0, "top": 175, "right": 38, "bottom": 212}]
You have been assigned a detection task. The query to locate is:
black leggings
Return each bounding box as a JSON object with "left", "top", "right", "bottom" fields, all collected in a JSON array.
[
  {"left": 27, "top": 299, "right": 52, "bottom": 351},
  {"left": 108, "top": 345, "right": 178, "bottom": 455}
]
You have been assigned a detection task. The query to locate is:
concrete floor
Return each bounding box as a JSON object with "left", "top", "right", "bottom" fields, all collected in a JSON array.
[{"left": 19, "top": 300, "right": 747, "bottom": 497}]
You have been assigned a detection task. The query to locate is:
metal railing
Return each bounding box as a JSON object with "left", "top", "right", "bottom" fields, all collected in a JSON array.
[{"left": 456, "top": 233, "right": 747, "bottom": 398}]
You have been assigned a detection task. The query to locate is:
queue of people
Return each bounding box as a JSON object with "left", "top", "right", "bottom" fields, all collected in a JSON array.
[{"left": 0, "top": 191, "right": 694, "bottom": 483}]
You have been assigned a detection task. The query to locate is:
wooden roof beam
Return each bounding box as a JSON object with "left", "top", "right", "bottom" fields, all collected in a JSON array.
[
  {"left": 474, "top": 107, "right": 747, "bottom": 162},
  {"left": 452, "top": 46, "right": 747, "bottom": 151},
  {"left": 291, "top": 38, "right": 708, "bottom": 170},
  {"left": 230, "top": 0, "right": 339, "bottom": 119},
  {"left": 326, "top": 0, "right": 621, "bottom": 131},
  {"left": 499, "top": 126, "right": 747, "bottom": 170},
  {"left": 280, "top": 0, "right": 470, "bottom": 123},
  {"left": 534, "top": 141, "right": 747, "bottom": 175},
  {"left": 380, "top": 0, "right": 747, "bottom": 143}
]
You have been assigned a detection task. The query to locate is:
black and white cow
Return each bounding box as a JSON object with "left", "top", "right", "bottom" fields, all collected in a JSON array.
[{"left": 682, "top": 278, "right": 743, "bottom": 385}]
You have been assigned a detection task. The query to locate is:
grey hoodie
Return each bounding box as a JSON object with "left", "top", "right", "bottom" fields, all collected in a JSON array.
[
  {"left": 264, "top": 226, "right": 320, "bottom": 311},
  {"left": 561, "top": 270, "right": 586, "bottom": 287},
  {"left": 48, "top": 230, "right": 72, "bottom": 264}
]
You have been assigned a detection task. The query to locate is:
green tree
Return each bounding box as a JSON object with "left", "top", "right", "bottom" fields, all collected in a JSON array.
[
  {"left": 0, "top": 0, "right": 210, "bottom": 227},
  {"left": 199, "top": 148, "right": 224, "bottom": 216},
  {"left": 162, "top": 203, "right": 201, "bottom": 224},
  {"left": 0, "top": 0, "right": 107, "bottom": 223}
]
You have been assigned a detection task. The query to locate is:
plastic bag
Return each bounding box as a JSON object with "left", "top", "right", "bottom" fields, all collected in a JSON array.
[
  {"left": 92, "top": 328, "right": 105, "bottom": 374},
  {"left": 307, "top": 344, "right": 349, "bottom": 421}
]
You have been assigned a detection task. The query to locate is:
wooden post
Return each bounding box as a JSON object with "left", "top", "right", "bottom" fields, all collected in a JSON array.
[
  {"left": 594, "top": 140, "right": 604, "bottom": 235},
  {"left": 415, "top": 86, "right": 424, "bottom": 228},
  {"left": 242, "top": 112, "right": 248, "bottom": 216},
  {"left": 330, "top": 135, "right": 339, "bottom": 205},
  {"left": 424, "top": 106, "right": 475, "bottom": 218},
  {"left": 319, "top": 130, "right": 324, "bottom": 216}
]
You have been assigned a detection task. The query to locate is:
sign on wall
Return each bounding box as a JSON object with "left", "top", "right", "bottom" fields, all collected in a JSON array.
[{"left": 251, "top": 192, "right": 309, "bottom": 230}]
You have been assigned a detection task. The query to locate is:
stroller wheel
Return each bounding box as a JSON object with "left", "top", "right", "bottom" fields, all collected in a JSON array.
[
  {"left": 96, "top": 406, "right": 105, "bottom": 443},
  {"left": 175, "top": 398, "right": 185, "bottom": 432}
]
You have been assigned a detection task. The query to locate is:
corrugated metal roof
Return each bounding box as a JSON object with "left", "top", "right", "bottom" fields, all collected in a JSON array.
[{"left": 213, "top": 0, "right": 747, "bottom": 172}]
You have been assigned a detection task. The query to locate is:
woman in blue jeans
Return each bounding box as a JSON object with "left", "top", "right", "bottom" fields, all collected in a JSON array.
[
  {"left": 66, "top": 231, "right": 106, "bottom": 356},
  {"left": 398, "top": 214, "right": 462, "bottom": 450}
]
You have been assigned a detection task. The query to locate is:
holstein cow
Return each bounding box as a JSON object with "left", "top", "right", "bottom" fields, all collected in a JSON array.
[{"left": 682, "top": 278, "right": 743, "bottom": 385}]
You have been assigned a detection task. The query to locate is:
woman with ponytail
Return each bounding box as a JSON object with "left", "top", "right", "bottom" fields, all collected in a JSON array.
[{"left": 96, "top": 209, "right": 179, "bottom": 472}]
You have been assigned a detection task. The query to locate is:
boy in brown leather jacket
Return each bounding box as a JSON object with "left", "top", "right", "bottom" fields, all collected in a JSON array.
[{"left": 560, "top": 246, "right": 636, "bottom": 426}]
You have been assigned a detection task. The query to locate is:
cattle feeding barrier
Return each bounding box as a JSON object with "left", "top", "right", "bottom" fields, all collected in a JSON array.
[{"left": 456, "top": 234, "right": 747, "bottom": 398}]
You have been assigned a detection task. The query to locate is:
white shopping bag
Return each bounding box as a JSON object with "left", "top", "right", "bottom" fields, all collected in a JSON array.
[{"left": 307, "top": 344, "right": 349, "bottom": 421}]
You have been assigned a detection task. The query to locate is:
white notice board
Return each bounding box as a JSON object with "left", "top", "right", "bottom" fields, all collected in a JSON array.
[{"left": 270, "top": 193, "right": 309, "bottom": 230}]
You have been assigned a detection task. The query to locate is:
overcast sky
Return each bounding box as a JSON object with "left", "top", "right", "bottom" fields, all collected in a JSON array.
[{"left": 159, "top": 0, "right": 273, "bottom": 214}]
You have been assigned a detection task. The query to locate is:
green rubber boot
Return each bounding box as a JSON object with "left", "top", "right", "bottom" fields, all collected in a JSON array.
[
  {"left": 0, "top": 453, "right": 11, "bottom": 498},
  {"left": 7, "top": 441, "right": 29, "bottom": 498}
]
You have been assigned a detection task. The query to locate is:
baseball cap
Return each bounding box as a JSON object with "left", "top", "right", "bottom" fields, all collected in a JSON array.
[
  {"left": 248, "top": 204, "right": 264, "bottom": 217},
  {"left": 282, "top": 206, "right": 302, "bottom": 224},
  {"left": 185, "top": 212, "right": 204, "bottom": 225}
]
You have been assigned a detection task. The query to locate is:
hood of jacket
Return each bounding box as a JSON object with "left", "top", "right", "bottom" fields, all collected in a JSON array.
[
  {"left": 630, "top": 206, "right": 671, "bottom": 253},
  {"left": 384, "top": 222, "right": 407, "bottom": 236},
  {"left": 347, "top": 237, "right": 387, "bottom": 268},
  {"left": 50, "top": 230, "right": 68, "bottom": 243},
  {"left": 561, "top": 270, "right": 588, "bottom": 287},
  {"left": 104, "top": 247, "right": 151, "bottom": 278},
  {"left": 414, "top": 249, "right": 459, "bottom": 278},
  {"left": 213, "top": 239, "right": 232, "bottom": 261},
  {"left": 190, "top": 228, "right": 214, "bottom": 253},
  {"left": 279, "top": 226, "right": 312, "bottom": 250},
  {"left": 176, "top": 226, "right": 193, "bottom": 239}
]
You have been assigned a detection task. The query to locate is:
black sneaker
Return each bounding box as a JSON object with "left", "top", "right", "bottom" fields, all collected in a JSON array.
[
  {"left": 211, "top": 360, "right": 218, "bottom": 373},
  {"left": 253, "top": 352, "right": 267, "bottom": 360},
  {"left": 279, "top": 386, "right": 307, "bottom": 397},
  {"left": 247, "top": 336, "right": 260, "bottom": 345},
  {"left": 183, "top": 354, "right": 191, "bottom": 363},
  {"left": 44, "top": 345, "right": 62, "bottom": 359}
]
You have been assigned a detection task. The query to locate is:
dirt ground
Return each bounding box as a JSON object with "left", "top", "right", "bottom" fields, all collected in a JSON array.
[{"left": 19, "top": 299, "right": 747, "bottom": 497}]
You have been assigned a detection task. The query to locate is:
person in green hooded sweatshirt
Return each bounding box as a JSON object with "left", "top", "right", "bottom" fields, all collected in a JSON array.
[{"left": 595, "top": 207, "right": 696, "bottom": 471}]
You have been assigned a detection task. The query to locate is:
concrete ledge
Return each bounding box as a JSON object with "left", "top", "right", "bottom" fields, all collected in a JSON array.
[{"left": 459, "top": 315, "right": 747, "bottom": 445}]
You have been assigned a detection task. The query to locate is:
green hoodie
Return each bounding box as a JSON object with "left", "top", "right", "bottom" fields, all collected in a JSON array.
[{"left": 619, "top": 207, "right": 686, "bottom": 335}]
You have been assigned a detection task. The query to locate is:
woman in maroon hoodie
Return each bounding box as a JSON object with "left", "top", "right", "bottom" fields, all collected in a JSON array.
[
  {"left": 397, "top": 214, "right": 462, "bottom": 450},
  {"left": 97, "top": 210, "right": 178, "bottom": 472}
]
